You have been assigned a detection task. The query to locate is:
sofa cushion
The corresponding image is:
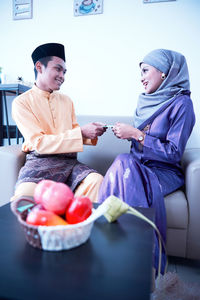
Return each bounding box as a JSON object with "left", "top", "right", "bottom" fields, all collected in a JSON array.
[{"left": 164, "top": 190, "right": 188, "bottom": 229}]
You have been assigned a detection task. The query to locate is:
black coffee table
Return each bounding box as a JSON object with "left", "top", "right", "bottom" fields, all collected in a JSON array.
[{"left": 0, "top": 203, "right": 154, "bottom": 300}]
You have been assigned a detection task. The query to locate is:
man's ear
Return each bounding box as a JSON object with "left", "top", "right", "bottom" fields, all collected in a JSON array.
[{"left": 35, "top": 61, "right": 43, "bottom": 74}]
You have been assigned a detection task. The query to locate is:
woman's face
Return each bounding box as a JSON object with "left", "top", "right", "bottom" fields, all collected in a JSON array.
[{"left": 140, "top": 63, "right": 163, "bottom": 94}]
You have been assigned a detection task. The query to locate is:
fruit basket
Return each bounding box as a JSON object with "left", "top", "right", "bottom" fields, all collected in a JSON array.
[{"left": 11, "top": 197, "right": 95, "bottom": 251}]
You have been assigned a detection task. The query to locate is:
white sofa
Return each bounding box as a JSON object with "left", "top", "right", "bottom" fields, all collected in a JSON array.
[{"left": 0, "top": 115, "right": 200, "bottom": 260}]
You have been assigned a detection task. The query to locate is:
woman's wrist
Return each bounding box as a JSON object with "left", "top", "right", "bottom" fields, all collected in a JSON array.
[{"left": 133, "top": 130, "right": 145, "bottom": 143}]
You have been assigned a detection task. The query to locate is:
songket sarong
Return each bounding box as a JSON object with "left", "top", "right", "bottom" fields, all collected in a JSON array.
[
  {"left": 16, "top": 151, "right": 97, "bottom": 192},
  {"left": 98, "top": 153, "right": 184, "bottom": 275}
]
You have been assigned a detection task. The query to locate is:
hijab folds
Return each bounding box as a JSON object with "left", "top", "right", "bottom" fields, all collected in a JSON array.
[{"left": 133, "top": 49, "right": 190, "bottom": 128}]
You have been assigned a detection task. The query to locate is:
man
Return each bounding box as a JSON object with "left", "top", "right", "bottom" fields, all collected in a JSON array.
[{"left": 11, "top": 42, "right": 106, "bottom": 202}]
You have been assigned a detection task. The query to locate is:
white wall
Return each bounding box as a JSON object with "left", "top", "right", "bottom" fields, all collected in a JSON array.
[{"left": 0, "top": 0, "right": 199, "bottom": 147}]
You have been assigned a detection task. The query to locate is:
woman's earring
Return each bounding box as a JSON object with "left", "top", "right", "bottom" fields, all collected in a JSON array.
[{"left": 161, "top": 73, "right": 166, "bottom": 80}]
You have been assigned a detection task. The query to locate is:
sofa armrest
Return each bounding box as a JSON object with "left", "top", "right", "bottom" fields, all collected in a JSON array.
[
  {"left": 0, "top": 145, "right": 26, "bottom": 206},
  {"left": 181, "top": 148, "right": 200, "bottom": 259}
]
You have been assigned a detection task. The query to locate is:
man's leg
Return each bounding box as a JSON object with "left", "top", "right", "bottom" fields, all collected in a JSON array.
[
  {"left": 11, "top": 172, "right": 104, "bottom": 203},
  {"left": 10, "top": 182, "right": 37, "bottom": 202},
  {"left": 74, "top": 172, "right": 103, "bottom": 203}
]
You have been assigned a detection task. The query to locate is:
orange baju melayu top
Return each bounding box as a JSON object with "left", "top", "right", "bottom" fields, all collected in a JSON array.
[{"left": 12, "top": 84, "right": 97, "bottom": 154}]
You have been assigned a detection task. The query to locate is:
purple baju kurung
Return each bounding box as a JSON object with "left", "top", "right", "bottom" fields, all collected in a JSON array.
[{"left": 98, "top": 92, "right": 195, "bottom": 274}]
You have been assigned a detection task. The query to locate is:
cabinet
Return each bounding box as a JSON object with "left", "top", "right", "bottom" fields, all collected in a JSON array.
[{"left": 0, "top": 84, "right": 30, "bottom": 146}]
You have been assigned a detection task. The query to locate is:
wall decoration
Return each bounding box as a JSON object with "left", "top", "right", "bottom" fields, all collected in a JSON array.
[
  {"left": 74, "top": 0, "right": 103, "bottom": 17},
  {"left": 13, "top": 0, "right": 33, "bottom": 20},
  {"left": 143, "top": 0, "right": 176, "bottom": 3}
]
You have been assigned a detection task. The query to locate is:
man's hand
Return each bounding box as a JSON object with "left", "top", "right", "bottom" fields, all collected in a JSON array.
[{"left": 81, "top": 122, "right": 107, "bottom": 139}]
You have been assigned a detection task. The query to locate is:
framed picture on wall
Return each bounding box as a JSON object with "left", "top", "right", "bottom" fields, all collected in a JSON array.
[
  {"left": 74, "top": 0, "right": 103, "bottom": 17},
  {"left": 13, "top": 0, "right": 33, "bottom": 20},
  {"left": 143, "top": 0, "right": 176, "bottom": 3}
]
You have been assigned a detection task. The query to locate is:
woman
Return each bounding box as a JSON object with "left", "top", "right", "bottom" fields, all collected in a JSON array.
[{"left": 98, "top": 49, "right": 195, "bottom": 275}]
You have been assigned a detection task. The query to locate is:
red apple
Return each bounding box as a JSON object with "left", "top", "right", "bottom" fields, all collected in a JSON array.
[
  {"left": 26, "top": 206, "right": 68, "bottom": 226},
  {"left": 34, "top": 180, "right": 74, "bottom": 215},
  {"left": 66, "top": 196, "right": 92, "bottom": 224},
  {"left": 34, "top": 180, "right": 53, "bottom": 204}
]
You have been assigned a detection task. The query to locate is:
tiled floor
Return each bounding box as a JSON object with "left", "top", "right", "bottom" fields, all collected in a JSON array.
[{"left": 167, "top": 256, "right": 200, "bottom": 284}]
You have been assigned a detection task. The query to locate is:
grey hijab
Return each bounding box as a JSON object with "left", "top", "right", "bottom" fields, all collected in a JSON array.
[{"left": 133, "top": 49, "right": 190, "bottom": 128}]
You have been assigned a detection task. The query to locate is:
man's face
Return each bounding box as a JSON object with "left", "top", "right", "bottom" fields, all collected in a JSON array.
[{"left": 36, "top": 56, "right": 67, "bottom": 92}]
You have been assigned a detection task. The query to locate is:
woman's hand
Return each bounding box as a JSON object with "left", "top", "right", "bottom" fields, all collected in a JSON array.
[{"left": 112, "top": 122, "right": 145, "bottom": 142}]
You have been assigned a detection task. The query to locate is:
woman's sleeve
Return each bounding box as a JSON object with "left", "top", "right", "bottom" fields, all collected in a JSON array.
[{"left": 142, "top": 100, "right": 195, "bottom": 164}]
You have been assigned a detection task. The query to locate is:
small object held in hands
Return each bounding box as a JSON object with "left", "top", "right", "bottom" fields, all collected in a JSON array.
[{"left": 103, "top": 125, "right": 114, "bottom": 128}]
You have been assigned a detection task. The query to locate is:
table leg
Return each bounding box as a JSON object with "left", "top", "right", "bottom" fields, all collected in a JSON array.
[
  {"left": 3, "top": 91, "right": 11, "bottom": 145},
  {"left": 16, "top": 90, "right": 19, "bottom": 144},
  {"left": 0, "top": 91, "right": 3, "bottom": 146}
]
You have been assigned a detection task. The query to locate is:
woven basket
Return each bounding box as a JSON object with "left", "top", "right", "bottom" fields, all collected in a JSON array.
[{"left": 11, "top": 197, "right": 95, "bottom": 251}]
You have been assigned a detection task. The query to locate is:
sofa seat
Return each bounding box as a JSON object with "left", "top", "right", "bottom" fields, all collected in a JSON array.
[
  {"left": 165, "top": 190, "right": 188, "bottom": 229},
  {"left": 164, "top": 190, "right": 188, "bottom": 257}
]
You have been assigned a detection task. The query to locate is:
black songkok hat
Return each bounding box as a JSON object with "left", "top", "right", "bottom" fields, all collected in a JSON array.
[{"left": 31, "top": 43, "right": 66, "bottom": 64}]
